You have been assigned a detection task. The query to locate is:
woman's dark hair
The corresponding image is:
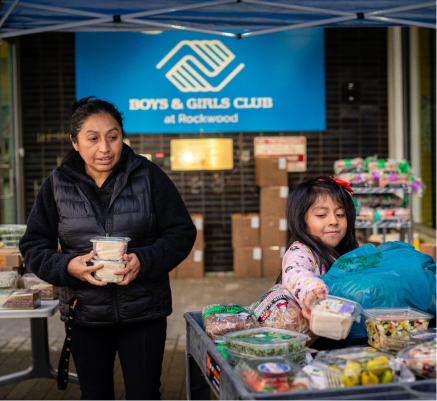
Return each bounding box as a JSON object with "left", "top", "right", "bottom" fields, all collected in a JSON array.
[
  {"left": 69, "top": 96, "right": 125, "bottom": 143},
  {"left": 276, "top": 176, "right": 359, "bottom": 284}
]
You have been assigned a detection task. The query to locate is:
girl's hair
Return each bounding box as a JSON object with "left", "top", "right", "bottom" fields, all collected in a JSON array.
[
  {"left": 276, "top": 176, "right": 359, "bottom": 284},
  {"left": 69, "top": 96, "right": 125, "bottom": 143}
]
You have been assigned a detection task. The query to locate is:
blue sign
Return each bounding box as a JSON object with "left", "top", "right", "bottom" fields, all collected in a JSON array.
[{"left": 75, "top": 30, "right": 325, "bottom": 134}]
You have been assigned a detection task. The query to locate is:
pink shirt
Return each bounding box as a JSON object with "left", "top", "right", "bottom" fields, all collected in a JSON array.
[{"left": 281, "top": 241, "right": 330, "bottom": 308}]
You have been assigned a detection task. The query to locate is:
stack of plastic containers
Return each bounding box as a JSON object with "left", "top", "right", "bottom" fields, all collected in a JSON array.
[
  {"left": 0, "top": 224, "right": 27, "bottom": 247},
  {"left": 90, "top": 237, "right": 130, "bottom": 283},
  {"left": 0, "top": 271, "right": 19, "bottom": 289},
  {"left": 397, "top": 339, "right": 436, "bottom": 378}
]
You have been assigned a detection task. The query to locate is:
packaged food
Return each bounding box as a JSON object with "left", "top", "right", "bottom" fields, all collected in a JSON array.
[
  {"left": 314, "top": 347, "right": 395, "bottom": 387},
  {"left": 0, "top": 224, "right": 27, "bottom": 238},
  {"left": 224, "top": 346, "right": 313, "bottom": 367},
  {"left": 309, "top": 295, "right": 362, "bottom": 340},
  {"left": 0, "top": 289, "right": 41, "bottom": 309},
  {"left": 0, "top": 271, "right": 19, "bottom": 289},
  {"left": 91, "top": 259, "right": 127, "bottom": 283},
  {"left": 397, "top": 339, "right": 436, "bottom": 378},
  {"left": 249, "top": 285, "right": 313, "bottom": 341},
  {"left": 352, "top": 195, "right": 372, "bottom": 208},
  {"left": 363, "top": 307, "right": 432, "bottom": 349},
  {"left": 375, "top": 208, "right": 410, "bottom": 223},
  {"left": 235, "top": 356, "right": 309, "bottom": 393},
  {"left": 379, "top": 173, "right": 410, "bottom": 188},
  {"left": 90, "top": 236, "right": 131, "bottom": 261},
  {"left": 338, "top": 173, "right": 373, "bottom": 187},
  {"left": 356, "top": 208, "right": 375, "bottom": 223},
  {"left": 367, "top": 159, "right": 399, "bottom": 173},
  {"left": 334, "top": 158, "right": 364, "bottom": 174},
  {"left": 223, "top": 327, "right": 308, "bottom": 357},
  {"left": 202, "top": 304, "right": 259, "bottom": 342},
  {"left": 21, "top": 273, "right": 47, "bottom": 288},
  {"left": 29, "top": 283, "right": 59, "bottom": 300},
  {"left": 0, "top": 289, "right": 15, "bottom": 306},
  {"left": 378, "top": 329, "right": 436, "bottom": 355},
  {"left": 370, "top": 195, "right": 404, "bottom": 208}
]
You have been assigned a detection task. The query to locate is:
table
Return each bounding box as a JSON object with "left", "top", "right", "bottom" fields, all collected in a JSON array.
[{"left": 0, "top": 300, "right": 79, "bottom": 386}]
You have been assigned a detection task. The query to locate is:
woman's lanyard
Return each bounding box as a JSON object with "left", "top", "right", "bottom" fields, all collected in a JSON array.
[{"left": 57, "top": 297, "right": 76, "bottom": 390}]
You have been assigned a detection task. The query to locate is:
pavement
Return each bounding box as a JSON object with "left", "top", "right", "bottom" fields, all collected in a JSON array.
[{"left": 0, "top": 276, "right": 274, "bottom": 400}]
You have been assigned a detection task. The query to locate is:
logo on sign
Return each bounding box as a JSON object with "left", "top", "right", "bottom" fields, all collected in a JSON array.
[{"left": 156, "top": 40, "right": 245, "bottom": 93}]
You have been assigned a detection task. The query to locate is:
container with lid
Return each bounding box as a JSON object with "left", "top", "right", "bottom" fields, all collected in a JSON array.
[
  {"left": 397, "top": 339, "right": 436, "bottom": 378},
  {"left": 90, "top": 236, "right": 131, "bottom": 261},
  {"left": 0, "top": 271, "right": 19, "bottom": 289},
  {"left": 92, "top": 259, "right": 127, "bottom": 283},
  {"left": 313, "top": 347, "right": 395, "bottom": 388},
  {"left": 234, "top": 356, "right": 308, "bottom": 393},
  {"left": 309, "top": 295, "right": 362, "bottom": 340},
  {"left": 223, "top": 327, "right": 309, "bottom": 357},
  {"left": 377, "top": 328, "right": 436, "bottom": 355},
  {"left": 0, "top": 289, "right": 41, "bottom": 309},
  {"left": 21, "top": 273, "right": 48, "bottom": 289},
  {"left": 363, "top": 307, "right": 433, "bottom": 349},
  {"left": 0, "top": 289, "right": 16, "bottom": 306}
]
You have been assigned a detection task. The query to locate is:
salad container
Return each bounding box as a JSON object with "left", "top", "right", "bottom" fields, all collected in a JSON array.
[
  {"left": 378, "top": 328, "right": 436, "bottom": 355},
  {"left": 363, "top": 307, "right": 432, "bottom": 349},
  {"left": 234, "top": 357, "right": 309, "bottom": 393},
  {"left": 397, "top": 339, "right": 436, "bottom": 378},
  {"left": 313, "top": 347, "right": 395, "bottom": 388},
  {"left": 90, "top": 236, "right": 131, "bottom": 261},
  {"left": 0, "top": 271, "right": 19, "bottom": 289},
  {"left": 309, "top": 295, "right": 362, "bottom": 340},
  {"left": 223, "top": 327, "right": 309, "bottom": 357},
  {"left": 92, "top": 259, "right": 127, "bottom": 283}
]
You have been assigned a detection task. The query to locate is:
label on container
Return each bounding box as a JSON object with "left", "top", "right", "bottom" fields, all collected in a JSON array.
[
  {"left": 378, "top": 314, "right": 411, "bottom": 318},
  {"left": 251, "top": 216, "right": 260, "bottom": 229},
  {"left": 411, "top": 332, "right": 436, "bottom": 340},
  {"left": 279, "top": 219, "right": 287, "bottom": 231},
  {"left": 206, "top": 351, "right": 220, "bottom": 394},
  {"left": 279, "top": 186, "right": 289, "bottom": 198},
  {"left": 319, "top": 299, "right": 354, "bottom": 314},
  {"left": 194, "top": 218, "right": 203, "bottom": 230},
  {"left": 258, "top": 363, "right": 291, "bottom": 374},
  {"left": 278, "top": 158, "right": 287, "bottom": 170},
  {"left": 253, "top": 248, "right": 262, "bottom": 260}
]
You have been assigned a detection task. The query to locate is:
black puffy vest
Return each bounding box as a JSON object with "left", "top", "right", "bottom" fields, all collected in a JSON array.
[{"left": 51, "top": 153, "right": 172, "bottom": 326}]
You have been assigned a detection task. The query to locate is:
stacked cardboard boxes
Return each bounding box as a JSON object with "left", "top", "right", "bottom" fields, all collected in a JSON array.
[
  {"left": 170, "top": 214, "right": 205, "bottom": 278},
  {"left": 0, "top": 247, "right": 24, "bottom": 273}
]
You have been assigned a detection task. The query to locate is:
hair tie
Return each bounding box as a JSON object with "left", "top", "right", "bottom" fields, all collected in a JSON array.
[{"left": 318, "top": 176, "right": 354, "bottom": 193}]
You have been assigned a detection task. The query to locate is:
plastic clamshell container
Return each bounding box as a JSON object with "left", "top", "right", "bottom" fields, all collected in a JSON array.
[
  {"left": 90, "top": 236, "right": 131, "bottom": 261},
  {"left": 224, "top": 347, "right": 312, "bottom": 367},
  {"left": 0, "top": 271, "right": 19, "bottom": 289},
  {"left": 21, "top": 273, "right": 48, "bottom": 289},
  {"left": 0, "top": 289, "right": 16, "bottom": 306},
  {"left": 223, "top": 327, "right": 309, "bottom": 357},
  {"left": 234, "top": 356, "right": 303, "bottom": 393},
  {"left": 92, "top": 259, "right": 127, "bottom": 283},
  {"left": 397, "top": 339, "right": 436, "bottom": 378},
  {"left": 378, "top": 329, "right": 436, "bottom": 355},
  {"left": 363, "top": 307, "right": 433, "bottom": 349},
  {"left": 309, "top": 295, "right": 362, "bottom": 340},
  {"left": 314, "top": 347, "right": 395, "bottom": 388}
]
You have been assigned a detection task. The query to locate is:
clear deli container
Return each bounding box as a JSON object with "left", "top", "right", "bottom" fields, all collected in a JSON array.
[
  {"left": 378, "top": 328, "right": 436, "bottom": 355},
  {"left": 0, "top": 289, "right": 41, "bottom": 309},
  {"left": 363, "top": 307, "right": 433, "bottom": 349},
  {"left": 91, "top": 259, "right": 127, "bottom": 283},
  {"left": 397, "top": 339, "right": 436, "bottom": 378},
  {"left": 313, "top": 347, "right": 395, "bottom": 388},
  {"left": 234, "top": 356, "right": 307, "bottom": 393},
  {"left": 309, "top": 295, "right": 362, "bottom": 340},
  {"left": 0, "top": 271, "right": 19, "bottom": 289},
  {"left": 21, "top": 273, "right": 48, "bottom": 289},
  {"left": 0, "top": 289, "right": 16, "bottom": 306},
  {"left": 90, "top": 236, "right": 131, "bottom": 261},
  {"left": 223, "top": 327, "right": 309, "bottom": 357}
]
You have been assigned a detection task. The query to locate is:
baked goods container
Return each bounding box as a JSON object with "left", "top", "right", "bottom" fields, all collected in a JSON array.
[
  {"left": 90, "top": 236, "right": 131, "bottom": 261},
  {"left": 22, "top": 273, "right": 47, "bottom": 288},
  {"left": 397, "top": 339, "right": 436, "bottom": 378},
  {"left": 363, "top": 307, "right": 432, "bottom": 349},
  {"left": 0, "top": 289, "right": 16, "bottom": 306},
  {"left": 309, "top": 295, "right": 362, "bottom": 340},
  {"left": 313, "top": 347, "right": 395, "bottom": 388},
  {"left": 0, "top": 271, "right": 19, "bottom": 289},
  {"left": 91, "top": 259, "right": 127, "bottom": 283},
  {"left": 0, "top": 289, "right": 41, "bottom": 309},
  {"left": 223, "top": 328, "right": 308, "bottom": 357}
]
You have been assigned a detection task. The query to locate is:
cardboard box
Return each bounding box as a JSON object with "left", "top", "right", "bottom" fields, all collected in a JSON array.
[
  {"left": 232, "top": 214, "right": 260, "bottom": 248},
  {"left": 260, "top": 186, "right": 288, "bottom": 217},
  {"left": 0, "top": 265, "right": 24, "bottom": 274},
  {"left": 191, "top": 214, "right": 204, "bottom": 248},
  {"left": 260, "top": 217, "right": 288, "bottom": 247},
  {"left": 233, "top": 247, "right": 262, "bottom": 278},
  {"left": 420, "top": 243, "right": 436, "bottom": 262},
  {"left": 0, "top": 252, "right": 23, "bottom": 268},
  {"left": 175, "top": 247, "right": 204, "bottom": 278},
  {"left": 262, "top": 246, "right": 286, "bottom": 277},
  {"left": 255, "top": 156, "right": 288, "bottom": 187}
]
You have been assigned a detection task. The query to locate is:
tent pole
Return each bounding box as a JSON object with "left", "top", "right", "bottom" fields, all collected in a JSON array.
[
  {"left": 367, "top": 16, "right": 435, "bottom": 29},
  {"left": 0, "top": 0, "right": 20, "bottom": 29},
  {"left": 366, "top": 1, "right": 436, "bottom": 17}
]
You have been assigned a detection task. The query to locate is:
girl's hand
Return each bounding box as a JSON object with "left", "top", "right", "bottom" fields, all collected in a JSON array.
[
  {"left": 302, "top": 288, "right": 325, "bottom": 320},
  {"left": 67, "top": 250, "right": 106, "bottom": 286},
  {"left": 116, "top": 253, "right": 141, "bottom": 286}
]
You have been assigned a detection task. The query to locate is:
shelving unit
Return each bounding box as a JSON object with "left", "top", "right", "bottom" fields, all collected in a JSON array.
[{"left": 352, "top": 186, "right": 413, "bottom": 245}]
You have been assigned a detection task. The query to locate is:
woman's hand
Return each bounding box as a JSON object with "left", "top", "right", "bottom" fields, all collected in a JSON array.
[
  {"left": 116, "top": 253, "right": 141, "bottom": 286},
  {"left": 67, "top": 250, "right": 106, "bottom": 286},
  {"left": 302, "top": 288, "right": 325, "bottom": 320}
]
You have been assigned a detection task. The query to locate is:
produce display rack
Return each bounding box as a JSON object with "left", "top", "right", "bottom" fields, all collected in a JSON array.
[
  {"left": 352, "top": 186, "right": 413, "bottom": 245},
  {"left": 184, "top": 312, "right": 436, "bottom": 400}
]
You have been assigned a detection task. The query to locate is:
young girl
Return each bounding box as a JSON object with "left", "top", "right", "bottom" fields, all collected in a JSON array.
[{"left": 278, "top": 176, "right": 359, "bottom": 321}]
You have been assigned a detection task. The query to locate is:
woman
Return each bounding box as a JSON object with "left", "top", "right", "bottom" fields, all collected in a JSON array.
[{"left": 19, "top": 97, "right": 197, "bottom": 400}]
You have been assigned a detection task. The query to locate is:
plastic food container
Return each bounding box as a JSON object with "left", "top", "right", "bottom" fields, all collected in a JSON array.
[
  {"left": 397, "top": 339, "right": 436, "bottom": 378},
  {"left": 92, "top": 259, "right": 127, "bottom": 283},
  {"left": 234, "top": 356, "right": 309, "bottom": 393},
  {"left": 363, "top": 307, "right": 432, "bottom": 349},
  {"left": 224, "top": 347, "right": 313, "bottom": 367},
  {"left": 378, "top": 328, "right": 436, "bottom": 355},
  {"left": 0, "top": 271, "right": 19, "bottom": 289},
  {"left": 0, "top": 224, "right": 27, "bottom": 237},
  {"left": 90, "top": 236, "right": 131, "bottom": 261},
  {"left": 0, "top": 289, "right": 41, "bottom": 309},
  {"left": 313, "top": 347, "right": 395, "bottom": 388},
  {"left": 223, "top": 328, "right": 309, "bottom": 357},
  {"left": 309, "top": 295, "right": 362, "bottom": 340},
  {"left": 21, "top": 273, "right": 48, "bottom": 289},
  {"left": 29, "top": 283, "right": 59, "bottom": 300},
  {"left": 0, "top": 289, "right": 16, "bottom": 306}
]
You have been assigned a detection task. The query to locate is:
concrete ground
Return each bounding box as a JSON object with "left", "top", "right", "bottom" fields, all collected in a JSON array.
[{"left": 0, "top": 276, "right": 274, "bottom": 400}]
